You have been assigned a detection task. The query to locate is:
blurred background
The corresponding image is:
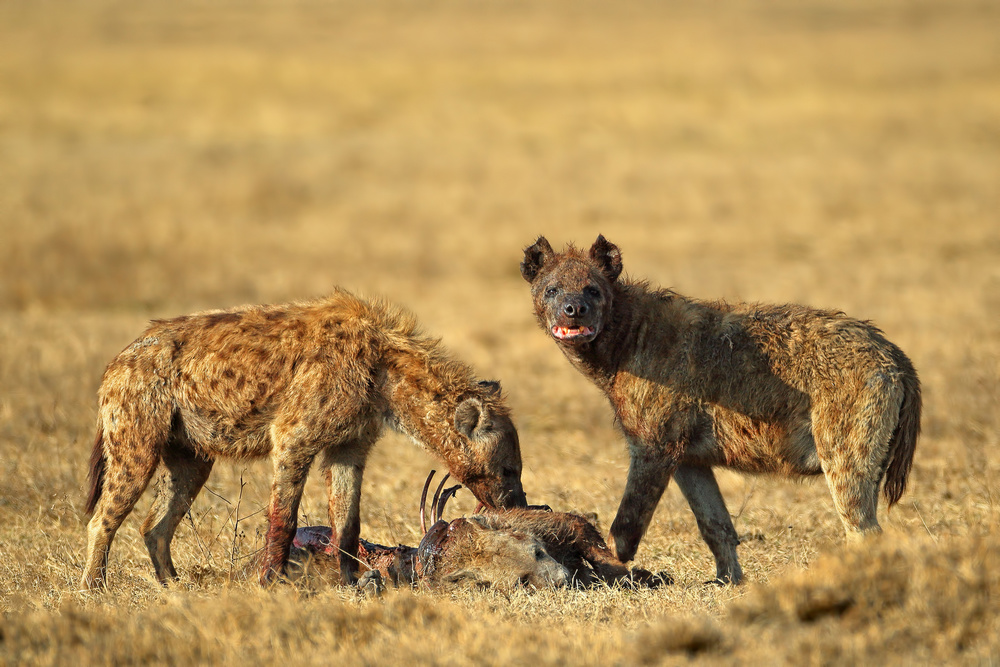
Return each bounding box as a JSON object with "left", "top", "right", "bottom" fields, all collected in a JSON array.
[
  {"left": 1, "top": 0, "right": 998, "bottom": 624},
  {"left": 4, "top": 1, "right": 997, "bottom": 318}
]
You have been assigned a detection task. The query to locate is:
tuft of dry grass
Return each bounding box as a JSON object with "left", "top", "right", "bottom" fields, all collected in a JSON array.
[
  {"left": 633, "top": 533, "right": 1000, "bottom": 665},
  {"left": 1, "top": 0, "right": 998, "bottom": 664}
]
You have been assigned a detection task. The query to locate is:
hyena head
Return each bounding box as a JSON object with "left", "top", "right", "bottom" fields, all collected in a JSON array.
[
  {"left": 520, "top": 235, "right": 623, "bottom": 347},
  {"left": 453, "top": 380, "right": 527, "bottom": 510},
  {"left": 424, "top": 517, "right": 571, "bottom": 590}
]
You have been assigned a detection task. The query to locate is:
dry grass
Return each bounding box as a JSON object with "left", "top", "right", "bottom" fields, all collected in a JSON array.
[{"left": 1, "top": 0, "right": 998, "bottom": 664}]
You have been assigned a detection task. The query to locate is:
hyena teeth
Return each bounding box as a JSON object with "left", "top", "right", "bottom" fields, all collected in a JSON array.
[{"left": 552, "top": 326, "right": 594, "bottom": 339}]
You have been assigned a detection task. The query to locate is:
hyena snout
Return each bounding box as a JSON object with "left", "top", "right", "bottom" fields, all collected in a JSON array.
[
  {"left": 466, "top": 472, "right": 528, "bottom": 510},
  {"left": 550, "top": 293, "right": 602, "bottom": 342},
  {"left": 499, "top": 468, "right": 529, "bottom": 508},
  {"left": 502, "top": 485, "right": 529, "bottom": 509},
  {"left": 561, "top": 299, "right": 588, "bottom": 318}
]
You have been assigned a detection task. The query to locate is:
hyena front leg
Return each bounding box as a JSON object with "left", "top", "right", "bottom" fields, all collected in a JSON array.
[
  {"left": 674, "top": 464, "right": 743, "bottom": 585},
  {"left": 140, "top": 437, "right": 214, "bottom": 585},
  {"left": 260, "top": 431, "right": 322, "bottom": 587},
  {"left": 319, "top": 431, "right": 378, "bottom": 586},
  {"left": 609, "top": 437, "right": 678, "bottom": 563}
]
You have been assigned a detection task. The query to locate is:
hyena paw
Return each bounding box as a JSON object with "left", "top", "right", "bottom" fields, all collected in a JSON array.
[
  {"left": 629, "top": 567, "right": 674, "bottom": 589},
  {"left": 706, "top": 566, "right": 744, "bottom": 587}
]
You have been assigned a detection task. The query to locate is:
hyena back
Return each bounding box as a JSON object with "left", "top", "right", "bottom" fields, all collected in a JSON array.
[
  {"left": 521, "top": 235, "right": 920, "bottom": 584},
  {"left": 81, "top": 289, "right": 526, "bottom": 590}
]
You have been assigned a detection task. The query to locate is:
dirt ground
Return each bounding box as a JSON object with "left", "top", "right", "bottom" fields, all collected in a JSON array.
[{"left": 1, "top": 1, "right": 998, "bottom": 664}]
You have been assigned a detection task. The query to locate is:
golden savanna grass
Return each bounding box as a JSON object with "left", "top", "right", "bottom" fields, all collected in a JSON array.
[{"left": 1, "top": 0, "right": 998, "bottom": 663}]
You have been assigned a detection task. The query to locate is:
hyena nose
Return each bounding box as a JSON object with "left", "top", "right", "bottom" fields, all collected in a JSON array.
[{"left": 563, "top": 302, "right": 588, "bottom": 317}]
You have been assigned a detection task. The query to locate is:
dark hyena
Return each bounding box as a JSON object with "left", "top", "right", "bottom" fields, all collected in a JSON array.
[
  {"left": 80, "top": 289, "right": 527, "bottom": 590},
  {"left": 521, "top": 235, "right": 921, "bottom": 584}
]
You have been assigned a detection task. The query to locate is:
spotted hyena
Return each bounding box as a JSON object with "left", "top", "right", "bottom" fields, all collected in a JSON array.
[
  {"left": 80, "top": 289, "right": 527, "bottom": 590},
  {"left": 521, "top": 235, "right": 921, "bottom": 584}
]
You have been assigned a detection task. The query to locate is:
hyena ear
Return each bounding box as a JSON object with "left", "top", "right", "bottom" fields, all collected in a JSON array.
[
  {"left": 589, "top": 234, "right": 623, "bottom": 282},
  {"left": 520, "top": 237, "right": 555, "bottom": 283},
  {"left": 478, "top": 380, "right": 501, "bottom": 395},
  {"left": 456, "top": 397, "right": 490, "bottom": 440}
]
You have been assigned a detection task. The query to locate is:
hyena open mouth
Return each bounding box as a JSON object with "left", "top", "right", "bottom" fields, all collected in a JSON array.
[{"left": 551, "top": 325, "right": 596, "bottom": 341}]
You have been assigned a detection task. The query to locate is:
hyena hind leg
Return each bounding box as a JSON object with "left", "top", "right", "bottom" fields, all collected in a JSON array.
[
  {"left": 823, "top": 466, "right": 883, "bottom": 542},
  {"left": 81, "top": 440, "right": 162, "bottom": 590},
  {"left": 817, "top": 380, "right": 904, "bottom": 542},
  {"left": 140, "top": 448, "right": 215, "bottom": 584}
]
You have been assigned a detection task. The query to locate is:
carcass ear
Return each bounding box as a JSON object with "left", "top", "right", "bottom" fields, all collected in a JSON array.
[
  {"left": 589, "top": 234, "right": 622, "bottom": 282},
  {"left": 520, "top": 237, "right": 555, "bottom": 283},
  {"left": 456, "top": 397, "right": 487, "bottom": 439},
  {"left": 478, "top": 380, "right": 501, "bottom": 395},
  {"left": 443, "top": 569, "right": 484, "bottom": 586}
]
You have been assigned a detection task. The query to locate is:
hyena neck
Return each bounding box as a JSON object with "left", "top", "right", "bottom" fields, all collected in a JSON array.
[
  {"left": 381, "top": 346, "right": 474, "bottom": 473},
  {"left": 559, "top": 285, "right": 639, "bottom": 393}
]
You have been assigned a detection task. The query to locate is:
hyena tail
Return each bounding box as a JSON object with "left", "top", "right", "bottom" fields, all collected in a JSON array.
[
  {"left": 85, "top": 419, "right": 106, "bottom": 516},
  {"left": 882, "top": 372, "right": 922, "bottom": 507}
]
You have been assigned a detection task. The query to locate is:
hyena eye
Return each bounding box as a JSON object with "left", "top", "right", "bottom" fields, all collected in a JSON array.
[
  {"left": 544, "top": 285, "right": 559, "bottom": 298},
  {"left": 583, "top": 286, "right": 602, "bottom": 299},
  {"left": 535, "top": 548, "right": 546, "bottom": 561}
]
